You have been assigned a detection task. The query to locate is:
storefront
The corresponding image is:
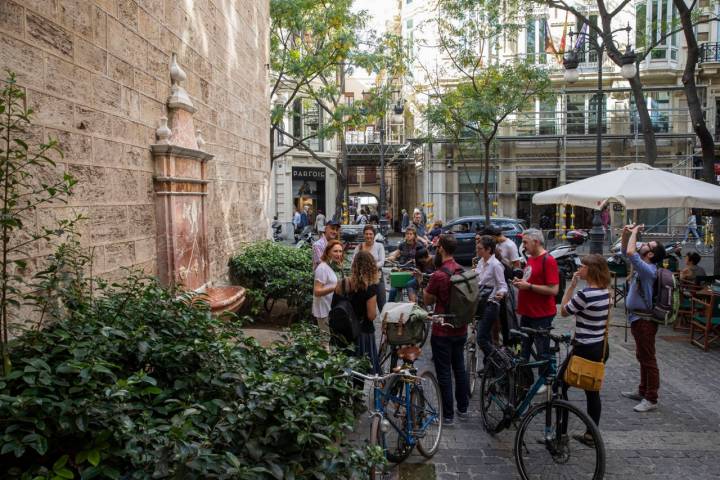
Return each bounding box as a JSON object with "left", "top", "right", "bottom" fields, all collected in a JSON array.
[{"left": 292, "top": 166, "right": 327, "bottom": 215}]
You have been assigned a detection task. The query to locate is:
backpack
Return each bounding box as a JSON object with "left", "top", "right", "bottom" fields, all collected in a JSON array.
[
  {"left": 440, "top": 266, "right": 480, "bottom": 328},
  {"left": 329, "top": 279, "right": 361, "bottom": 346},
  {"left": 636, "top": 267, "right": 680, "bottom": 326}
]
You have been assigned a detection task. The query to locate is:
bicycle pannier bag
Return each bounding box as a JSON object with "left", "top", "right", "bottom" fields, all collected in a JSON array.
[
  {"left": 440, "top": 267, "right": 480, "bottom": 328},
  {"left": 382, "top": 303, "right": 429, "bottom": 345}
]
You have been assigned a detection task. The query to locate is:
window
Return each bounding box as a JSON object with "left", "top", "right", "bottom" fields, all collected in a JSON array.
[
  {"left": 638, "top": 0, "right": 678, "bottom": 61},
  {"left": 539, "top": 97, "right": 557, "bottom": 135},
  {"left": 588, "top": 93, "right": 606, "bottom": 134},
  {"left": 458, "top": 170, "right": 497, "bottom": 217},
  {"left": 406, "top": 18, "right": 414, "bottom": 57},
  {"left": 449, "top": 221, "right": 472, "bottom": 234},
  {"left": 566, "top": 94, "right": 586, "bottom": 134},
  {"left": 630, "top": 91, "right": 670, "bottom": 133},
  {"left": 637, "top": 208, "right": 669, "bottom": 233},
  {"left": 291, "top": 99, "right": 324, "bottom": 152},
  {"left": 525, "top": 18, "right": 547, "bottom": 64}
]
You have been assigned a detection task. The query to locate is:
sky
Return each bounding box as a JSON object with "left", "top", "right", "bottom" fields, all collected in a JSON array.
[{"left": 352, "top": 0, "right": 394, "bottom": 36}]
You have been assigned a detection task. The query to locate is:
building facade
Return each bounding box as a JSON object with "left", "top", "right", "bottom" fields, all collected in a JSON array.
[
  {"left": 0, "top": 0, "right": 270, "bottom": 285},
  {"left": 398, "top": 0, "right": 717, "bottom": 233}
]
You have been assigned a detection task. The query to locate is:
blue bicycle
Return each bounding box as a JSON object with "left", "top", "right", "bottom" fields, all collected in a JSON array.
[
  {"left": 480, "top": 327, "right": 606, "bottom": 480},
  {"left": 349, "top": 345, "right": 443, "bottom": 479}
]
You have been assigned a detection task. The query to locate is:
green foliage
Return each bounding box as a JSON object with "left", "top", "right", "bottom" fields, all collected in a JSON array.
[
  {"left": 0, "top": 273, "right": 379, "bottom": 478},
  {"left": 229, "top": 241, "right": 313, "bottom": 319},
  {"left": 0, "top": 71, "right": 79, "bottom": 375}
]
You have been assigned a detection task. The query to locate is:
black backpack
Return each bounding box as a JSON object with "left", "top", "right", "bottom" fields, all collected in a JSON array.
[{"left": 329, "top": 279, "right": 361, "bottom": 346}]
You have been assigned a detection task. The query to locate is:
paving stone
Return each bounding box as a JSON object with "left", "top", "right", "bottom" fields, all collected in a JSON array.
[{"left": 350, "top": 305, "right": 720, "bottom": 479}]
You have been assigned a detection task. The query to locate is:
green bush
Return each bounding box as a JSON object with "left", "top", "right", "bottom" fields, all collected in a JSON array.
[
  {"left": 0, "top": 274, "right": 380, "bottom": 479},
  {"left": 229, "top": 241, "right": 313, "bottom": 319}
]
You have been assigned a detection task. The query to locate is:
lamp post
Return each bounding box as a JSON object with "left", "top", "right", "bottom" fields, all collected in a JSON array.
[
  {"left": 563, "top": 23, "right": 636, "bottom": 255},
  {"left": 378, "top": 95, "right": 404, "bottom": 234}
]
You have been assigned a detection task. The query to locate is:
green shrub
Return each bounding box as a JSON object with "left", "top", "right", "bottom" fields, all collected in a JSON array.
[
  {"left": 229, "top": 241, "right": 313, "bottom": 319},
  {"left": 0, "top": 274, "right": 380, "bottom": 479}
]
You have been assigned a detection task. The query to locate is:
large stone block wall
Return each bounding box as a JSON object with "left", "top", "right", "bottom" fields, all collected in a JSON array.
[{"left": 0, "top": 0, "right": 270, "bottom": 283}]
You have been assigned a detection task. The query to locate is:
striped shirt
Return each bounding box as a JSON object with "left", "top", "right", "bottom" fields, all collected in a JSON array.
[{"left": 564, "top": 288, "right": 610, "bottom": 345}]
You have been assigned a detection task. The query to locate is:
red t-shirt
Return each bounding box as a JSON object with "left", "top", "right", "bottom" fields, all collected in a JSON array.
[
  {"left": 427, "top": 259, "right": 468, "bottom": 337},
  {"left": 517, "top": 253, "right": 559, "bottom": 318}
]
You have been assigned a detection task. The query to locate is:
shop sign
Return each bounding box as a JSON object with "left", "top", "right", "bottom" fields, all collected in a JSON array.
[{"left": 292, "top": 167, "right": 325, "bottom": 180}]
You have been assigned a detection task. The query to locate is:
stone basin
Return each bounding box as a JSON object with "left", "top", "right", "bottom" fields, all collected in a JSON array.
[{"left": 202, "top": 286, "right": 246, "bottom": 316}]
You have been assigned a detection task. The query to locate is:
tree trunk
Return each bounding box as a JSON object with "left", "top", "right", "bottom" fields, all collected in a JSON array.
[
  {"left": 483, "top": 140, "right": 491, "bottom": 224},
  {"left": 335, "top": 135, "right": 347, "bottom": 222},
  {"left": 674, "top": 0, "right": 719, "bottom": 274},
  {"left": 629, "top": 75, "right": 657, "bottom": 165}
]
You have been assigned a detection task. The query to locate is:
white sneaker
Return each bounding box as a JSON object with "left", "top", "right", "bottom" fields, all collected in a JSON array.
[
  {"left": 633, "top": 399, "right": 657, "bottom": 412},
  {"left": 696, "top": 240, "right": 702, "bottom": 246},
  {"left": 681, "top": 240, "right": 687, "bottom": 245},
  {"left": 535, "top": 384, "right": 548, "bottom": 395}
]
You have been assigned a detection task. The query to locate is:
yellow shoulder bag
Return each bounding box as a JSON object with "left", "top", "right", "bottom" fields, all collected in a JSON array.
[{"left": 563, "top": 295, "right": 609, "bottom": 392}]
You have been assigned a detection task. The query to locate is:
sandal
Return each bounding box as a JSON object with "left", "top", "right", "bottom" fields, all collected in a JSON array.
[{"left": 572, "top": 432, "right": 595, "bottom": 447}]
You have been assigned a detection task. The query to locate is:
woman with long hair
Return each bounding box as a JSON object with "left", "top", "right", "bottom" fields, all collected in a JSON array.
[
  {"left": 337, "top": 250, "right": 381, "bottom": 373},
  {"left": 559, "top": 253, "right": 611, "bottom": 447},
  {"left": 354, "top": 224, "right": 386, "bottom": 312},
  {"left": 313, "top": 240, "right": 343, "bottom": 337}
]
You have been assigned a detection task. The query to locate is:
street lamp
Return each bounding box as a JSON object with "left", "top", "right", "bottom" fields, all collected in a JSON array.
[{"left": 563, "top": 23, "right": 636, "bottom": 255}]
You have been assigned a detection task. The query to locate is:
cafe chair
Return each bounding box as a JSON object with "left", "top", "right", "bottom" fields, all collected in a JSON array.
[
  {"left": 675, "top": 279, "right": 704, "bottom": 332},
  {"left": 689, "top": 290, "right": 720, "bottom": 351}
]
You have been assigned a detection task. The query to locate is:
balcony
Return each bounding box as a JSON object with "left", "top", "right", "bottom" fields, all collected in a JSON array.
[{"left": 699, "top": 42, "right": 720, "bottom": 63}]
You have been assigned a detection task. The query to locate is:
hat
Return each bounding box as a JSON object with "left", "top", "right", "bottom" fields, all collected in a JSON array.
[{"left": 326, "top": 219, "right": 341, "bottom": 227}]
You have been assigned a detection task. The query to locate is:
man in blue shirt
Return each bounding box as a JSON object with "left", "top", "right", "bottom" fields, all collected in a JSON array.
[{"left": 621, "top": 224, "right": 666, "bottom": 413}]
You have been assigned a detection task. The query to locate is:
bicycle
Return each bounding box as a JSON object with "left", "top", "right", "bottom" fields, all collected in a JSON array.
[
  {"left": 479, "top": 327, "right": 606, "bottom": 480},
  {"left": 696, "top": 218, "right": 715, "bottom": 256},
  {"left": 348, "top": 344, "right": 443, "bottom": 479}
]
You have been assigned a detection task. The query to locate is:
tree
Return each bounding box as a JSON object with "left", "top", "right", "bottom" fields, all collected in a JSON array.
[
  {"left": 422, "top": 0, "right": 552, "bottom": 223},
  {"left": 269, "top": 0, "right": 408, "bottom": 219},
  {"left": 672, "top": 0, "right": 720, "bottom": 273},
  {"left": 0, "top": 73, "right": 78, "bottom": 374}
]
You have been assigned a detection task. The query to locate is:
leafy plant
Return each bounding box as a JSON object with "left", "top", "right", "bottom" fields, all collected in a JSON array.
[
  {"left": 229, "top": 241, "right": 313, "bottom": 319},
  {"left": 0, "top": 71, "right": 78, "bottom": 375},
  {"left": 0, "top": 272, "right": 380, "bottom": 478}
]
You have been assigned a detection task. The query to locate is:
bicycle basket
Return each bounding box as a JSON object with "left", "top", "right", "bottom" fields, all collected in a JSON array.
[{"left": 389, "top": 271, "right": 414, "bottom": 288}]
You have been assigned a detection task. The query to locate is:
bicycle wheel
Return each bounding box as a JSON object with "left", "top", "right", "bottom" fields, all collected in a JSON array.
[
  {"left": 380, "top": 376, "right": 414, "bottom": 463},
  {"left": 464, "top": 339, "right": 478, "bottom": 398},
  {"left": 479, "top": 361, "right": 509, "bottom": 435},
  {"left": 414, "top": 370, "right": 443, "bottom": 458},
  {"left": 514, "top": 399, "right": 605, "bottom": 480}
]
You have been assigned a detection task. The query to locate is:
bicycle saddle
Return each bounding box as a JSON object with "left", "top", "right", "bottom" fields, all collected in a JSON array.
[{"left": 396, "top": 345, "right": 421, "bottom": 362}]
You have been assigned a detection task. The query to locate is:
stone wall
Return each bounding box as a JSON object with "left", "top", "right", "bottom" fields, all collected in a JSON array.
[{"left": 0, "top": 0, "right": 270, "bottom": 283}]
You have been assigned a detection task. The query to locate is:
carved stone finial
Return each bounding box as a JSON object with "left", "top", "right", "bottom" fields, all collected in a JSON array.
[
  {"left": 196, "top": 129, "right": 205, "bottom": 149},
  {"left": 156, "top": 116, "right": 171, "bottom": 143},
  {"left": 170, "top": 53, "right": 187, "bottom": 84},
  {"left": 167, "top": 52, "right": 195, "bottom": 113}
]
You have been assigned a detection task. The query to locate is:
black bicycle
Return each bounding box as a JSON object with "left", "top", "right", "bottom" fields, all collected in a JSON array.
[{"left": 480, "top": 327, "right": 606, "bottom": 480}]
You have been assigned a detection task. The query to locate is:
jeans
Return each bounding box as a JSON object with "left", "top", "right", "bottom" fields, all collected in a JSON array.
[
  {"left": 683, "top": 226, "right": 700, "bottom": 242},
  {"left": 520, "top": 315, "right": 555, "bottom": 379},
  {"left": 388, "top": 278, "right": 418, "bottom": 302},
  {"left": 631, "top": 319, "right": 659, "bottom": 403},
  {"left": 431, "top": 334, "right": 469, "bottom": 420},
  {"left": 477, "top": 301, "right": 500, "bottom": 359}
]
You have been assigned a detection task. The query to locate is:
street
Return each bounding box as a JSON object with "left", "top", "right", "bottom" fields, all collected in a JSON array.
[{"left": 351, "top": 306, "right": 720, "bottom": 479}]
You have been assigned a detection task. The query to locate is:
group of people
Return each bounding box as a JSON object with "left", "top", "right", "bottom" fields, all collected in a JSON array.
[
  {"left": 311, "top": 212, "right": 675, "bottom": 440},
  {"left": 293, "top": 205, "right": 327, "bottom": 234}
]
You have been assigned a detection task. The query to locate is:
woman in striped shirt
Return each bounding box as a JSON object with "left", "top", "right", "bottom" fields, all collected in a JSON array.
[{"left": 559, "top": 254, "right": 611, "bottom": 447}]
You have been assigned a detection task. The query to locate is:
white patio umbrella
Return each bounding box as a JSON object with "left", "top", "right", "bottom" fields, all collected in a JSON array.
[{"left": 532, "top": 163, "right": 720, "bottom": 210}]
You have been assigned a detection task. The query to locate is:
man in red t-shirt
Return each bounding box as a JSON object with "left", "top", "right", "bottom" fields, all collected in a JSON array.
[
  {"left": 424, "top": 234, "right": 469, "bottom": 425},
  {"left": 512, "top": 228, "right": 559, "bottom": 384}
]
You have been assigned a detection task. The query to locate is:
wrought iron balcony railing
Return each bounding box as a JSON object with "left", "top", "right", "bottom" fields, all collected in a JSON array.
[{"left": 699, "top": 42, "right": 720, "bottom": 63}]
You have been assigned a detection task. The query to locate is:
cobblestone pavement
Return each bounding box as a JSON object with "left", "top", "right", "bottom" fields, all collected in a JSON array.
[{"left": 350, "top": 305, "right": 720, "bottom": 480}]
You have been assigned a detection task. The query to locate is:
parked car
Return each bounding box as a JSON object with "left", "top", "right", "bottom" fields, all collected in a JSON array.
[
  {"left": 340, "top": 224, "right": 383, "bottom": 251},
  {"left": 440, "top": 216, "right": 526, "bottom": 264}
]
